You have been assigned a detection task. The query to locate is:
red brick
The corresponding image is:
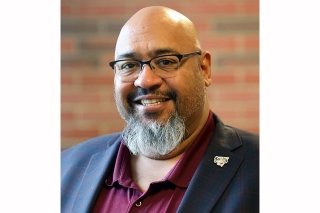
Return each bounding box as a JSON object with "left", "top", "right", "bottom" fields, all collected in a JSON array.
[
  {"left": 244, "top": 110, "right": 259, "bottom": 118},
  {"left": 62, "top": 129, "right": 99, "bottom": 138},
  {"left": 216, "top": 54, "right": 259, "bottom": 66},
  {"left": 244, "top": 36, "right": 259, "bottom": 49},
  {"left": 241, "top": 2, "right": 259, "bottom": 14},
  {"left": 61, "top": 38, "right": 76, "bottom": 53},
  {"left": 218, "top": 92, "right": 259, "bottom": 101},
  {"left": 215, "top": 18, "right": 259, "bottom": 32},
  {"left": 61, "top": 5, "right": 71, "bottom": 15},
  {"left": 81, "top": 75, "right": 113, "bottom": 85},
  {"left": 62, "top": 57, "right": 98, "bottom": 68},
  {"left": 77, "top": 112, "right": 120, "bottom": 120},
  {"left": 213, "top": 73, "right": 236, "bottom": 84},
  {"left": 203, "top": 37, "right": 236, "bottom": 50},
  {"left": 183, "top": 3, "right": 237, "bottom": 14},
  {"left": 62, "top": 94, "right": 101, "bottom": 103},
  {"left": 194, "top": 22, "right": 209, "bottom": 32},
  {"left": 244, "top": 72, "right": 259, "bottom": 83},
  {"left": 73, "top": 5, "right": 127, "bottom": 16},
  {"left": 61, "top": 112, "right": 74, "bottom": 120},
  {"left": 218, "top": 110, "right": 238, "bottom": 119},
  {"left": 79, "top": 38, "right": 115, "bottom": 52},
  {"left": 248, "top": 126, "right": 259, "bottom": 134},
  {"left": 61, "top": 74, "right": 74, "bottom": 85}
]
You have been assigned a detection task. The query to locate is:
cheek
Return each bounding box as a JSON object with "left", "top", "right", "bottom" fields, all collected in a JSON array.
[
  {"left": 114, "top": 81, "right": 132, "bottom": 106},
  {"left": 114, "top": 81, "right": 136, "bottom": 120},
  {"left": 170, "top": 69, "right": 204, "bottom": 98},
  {"left": 114, "top": 77, "right": 130, "bottom": 95},
  {"left": 169, "top": 70, "right": 205, "bottom": 114}
]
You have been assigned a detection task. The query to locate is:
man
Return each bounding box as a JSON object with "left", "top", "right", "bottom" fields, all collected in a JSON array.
[{"left": 61, "top": 6, "right": 259, "bottom": 213}]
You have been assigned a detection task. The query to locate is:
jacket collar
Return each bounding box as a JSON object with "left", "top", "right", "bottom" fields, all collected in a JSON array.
[
  {"left": 177, "top": 114, "right": 244, "bottom": 213},
  {"left": 71, "top": 136, "right": 121, "bottom": 213}
]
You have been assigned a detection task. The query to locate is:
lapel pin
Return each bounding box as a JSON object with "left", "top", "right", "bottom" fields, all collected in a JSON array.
[{"left": 214, "top": 156, "right": 229, "bottom": 167}]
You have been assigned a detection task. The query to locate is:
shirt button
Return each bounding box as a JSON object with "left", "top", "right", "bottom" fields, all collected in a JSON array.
[{"left": 135, "top": 201, "right": 142, "bottom": 207}]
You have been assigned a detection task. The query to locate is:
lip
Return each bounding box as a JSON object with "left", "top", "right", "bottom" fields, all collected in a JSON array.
[{"left": 133, "top": 95, "right": 172, "bottom": 113}]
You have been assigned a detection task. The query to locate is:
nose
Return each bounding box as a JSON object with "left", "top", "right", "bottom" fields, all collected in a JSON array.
[{"left": 133, "top": 64, "right": 163, "bottom": 89}]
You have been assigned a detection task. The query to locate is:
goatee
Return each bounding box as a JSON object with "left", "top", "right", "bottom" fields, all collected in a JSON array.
[{"left": 122, "top": 111, "right": 186, "bottom": 158}]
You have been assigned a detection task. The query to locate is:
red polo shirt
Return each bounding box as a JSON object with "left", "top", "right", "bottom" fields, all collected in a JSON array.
[{"left": 93, "top": 112, "right": 214, "bottom": 213}]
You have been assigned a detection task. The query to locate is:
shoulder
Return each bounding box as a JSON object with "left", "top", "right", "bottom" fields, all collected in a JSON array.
[
  {"left": 61, "top": 132, "right": 122, "bottom": 162},
  {"left": 221, "top": 125, "right": 259, "bottom": 164},
  {"left": 227, "top": 126, "right": 259, "bottom": 151},
  {"left": 213, "top": 113, "right": 259, "bottom": 154},
  {"left": 212, "top": 114, "right": 259, "bottom": 164}
]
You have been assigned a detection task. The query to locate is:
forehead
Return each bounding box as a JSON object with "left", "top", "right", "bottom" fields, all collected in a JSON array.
[{"left": 115, "top": 20, "right": 196, "bottom": 59}]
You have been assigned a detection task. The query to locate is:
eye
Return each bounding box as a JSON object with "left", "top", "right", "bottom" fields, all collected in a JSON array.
[
  {"left": 155, "top": 57, "right": 179, "bottom": 69},
  {"left": 120, "top": 61, "right": 139, "bottom": 70}
]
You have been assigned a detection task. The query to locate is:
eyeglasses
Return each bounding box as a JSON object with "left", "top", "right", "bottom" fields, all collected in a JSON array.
[{"left": 109, "top": 51, "right": 201, "bottom": 82}]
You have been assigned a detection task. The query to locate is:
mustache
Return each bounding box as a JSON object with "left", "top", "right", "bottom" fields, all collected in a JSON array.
[{"left": 127, "top": 88, "right": 177, "bottom": 101}]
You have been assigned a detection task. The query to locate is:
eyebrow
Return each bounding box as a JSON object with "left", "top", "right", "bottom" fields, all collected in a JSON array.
[
  {"left": 116, "top": 48, "right": 180, "bottom": 60},
  {"left": 153, "top": 48, "right": 180, "bottom": 56},
  {"left": 116, "top": 52, "right": 140, "bottom": 60}
]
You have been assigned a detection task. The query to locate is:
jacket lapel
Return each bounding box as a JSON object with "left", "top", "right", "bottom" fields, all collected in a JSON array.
[
  {"left": 71, "top": 141, "right": 120, "bottom": 213},
  {"left": 177, "top": 118, "right": 244, "bottom": 213}
]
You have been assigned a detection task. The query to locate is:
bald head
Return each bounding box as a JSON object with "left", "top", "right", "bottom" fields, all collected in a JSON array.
[{"left": 114, "top": 6, "right": 201, "bottom": 59}]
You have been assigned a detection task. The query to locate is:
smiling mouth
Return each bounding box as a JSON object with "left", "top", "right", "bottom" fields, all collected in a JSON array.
[{"left": 135, "top": 98, "right": 170, "bottom": 106}]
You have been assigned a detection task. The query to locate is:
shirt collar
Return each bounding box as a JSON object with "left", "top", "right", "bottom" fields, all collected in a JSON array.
[
  {"left": 105, "top": 142, "right": 137, "bottom": 189},
  {"left": 106, "top": 111, "right": 215, "bottom": 189},
  {"left": 165, "top": 111, "right": 215, "bottom": 187}
]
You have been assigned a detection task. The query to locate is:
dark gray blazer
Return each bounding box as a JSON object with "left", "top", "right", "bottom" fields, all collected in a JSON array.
[{"left": 61, "top": 115, "right": 259, "bottom": 213}]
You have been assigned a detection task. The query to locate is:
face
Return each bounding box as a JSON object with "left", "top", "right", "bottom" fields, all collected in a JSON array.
[
  {"left": 114, "top": 29, "right": 206, "bottom": 130},
  {"left": 113, "top": 10, "right": 211, "bottom": 156}
]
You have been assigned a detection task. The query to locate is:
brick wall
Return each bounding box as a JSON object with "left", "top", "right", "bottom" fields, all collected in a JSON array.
[{"left": 61, "top": 0, "right": 259, "bottom": 149}]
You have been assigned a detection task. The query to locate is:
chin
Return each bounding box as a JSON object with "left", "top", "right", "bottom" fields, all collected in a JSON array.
[{"left": 139, "top": 111, "right": 175, "bottom": 124}]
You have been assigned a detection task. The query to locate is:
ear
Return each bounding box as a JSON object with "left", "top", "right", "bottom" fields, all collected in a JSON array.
[{"left": 200, "top": 51, "right": 212, "bottom": 87}]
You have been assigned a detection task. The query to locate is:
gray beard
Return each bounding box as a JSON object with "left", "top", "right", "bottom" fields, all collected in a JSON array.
[{"left": 122, "top": 112, "right": 186, "bottom": 158}]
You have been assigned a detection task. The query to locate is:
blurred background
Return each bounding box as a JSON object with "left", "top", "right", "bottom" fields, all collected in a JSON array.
[{"left": 61, "top": 0, "right": 259, "bottom": 149}]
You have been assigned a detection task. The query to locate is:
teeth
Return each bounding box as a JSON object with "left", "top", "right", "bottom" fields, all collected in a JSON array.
[{"left": 140, "top": 99, "right": 165, "bottom": 106}]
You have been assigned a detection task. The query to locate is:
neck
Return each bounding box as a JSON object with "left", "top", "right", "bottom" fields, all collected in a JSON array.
[
  {"left": 130, "top": 106, "right": 210, "bottom": 191},
  {"left": 130, "top": 153, "right": 182, "bottom": 192}
]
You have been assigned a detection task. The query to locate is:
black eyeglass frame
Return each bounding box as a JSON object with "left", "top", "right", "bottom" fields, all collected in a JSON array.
[{"left": 109, "top": 50, "right": 202, "bottom": 71}]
